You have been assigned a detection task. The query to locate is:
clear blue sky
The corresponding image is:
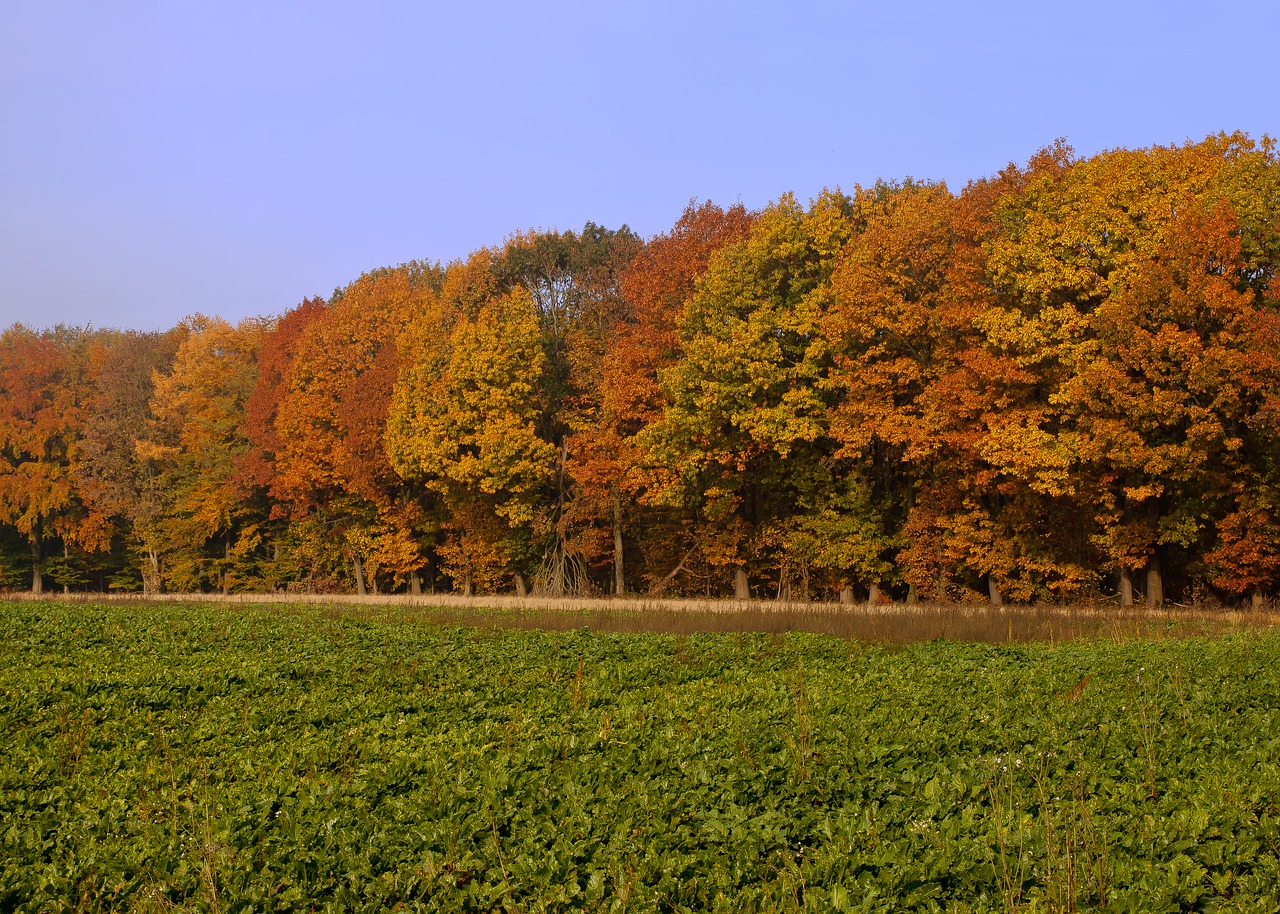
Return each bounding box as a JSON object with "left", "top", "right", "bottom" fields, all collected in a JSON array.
[{"left": 2, "top": 0, "right": 1276, "bottom": 331}]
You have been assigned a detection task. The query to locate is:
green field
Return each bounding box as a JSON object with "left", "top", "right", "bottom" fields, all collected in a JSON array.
[{"left": 2, "top": 600, "right": 1279, "bottom": 912}]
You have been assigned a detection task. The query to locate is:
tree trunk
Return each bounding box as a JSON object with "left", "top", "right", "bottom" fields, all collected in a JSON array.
[
  {"left": 410, "top": 569, "right": 422, "bottom": 596},
  {"left": 1119, "top": 568, "right": 1134, "bottom": 607},
  {"left": 221, "top": 532, "right": 230, "bottom": 595},
  {"left": 63, "top": 541, "right": 71, "bottom": 595},
  {"left": 352, "top": 555, "right": 367, "bottom": 596},
  {"left": 839, "top": 585, "right": 854, "bottom": 605},
  {"left": 145, "top": 548, "right": 161, "bottom": 595},
  {"left": 612, "top": 492, "right": 626, "bottom": 596},
  {"left": 733, "top": 566, "right": 750, "bottom": 600},
  {"left": 514, "top": 572, "right": 528, "bottom": 597},
  {"left": 906, "top": 582, "right": 918, "bottom": 605},
  {"left": 867, "top": 583, "right": 880, "bottom": 607},
  {"left": 1145, "top": 554, "right": 1163, "bottom": 608},
  {"left": 987, "top": 576, "right": 1003, "bottom": 607},
  {"left": 1252, "top": 587, "right": 1265, "bottom": 610},
  {"left": 558, "top": 439, "right": 567, "bottom": 508},
  {"left": 651, "top": 547, "right": 694, "bottom": 595},
  {"left": 30, "top": 531, "right": 42, "bottom": 596},
  {"left": 463, "top": 569, "right": 473, "bottom": 597}
]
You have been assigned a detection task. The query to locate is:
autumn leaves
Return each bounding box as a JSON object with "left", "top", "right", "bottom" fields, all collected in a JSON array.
[{"left": 1, "top": 133, "right": 1278, "bottom": 605}]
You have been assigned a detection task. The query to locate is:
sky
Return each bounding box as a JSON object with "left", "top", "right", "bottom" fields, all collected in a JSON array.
[{"left": 2, "top": 0, "right": 1277, "bottom": 331}]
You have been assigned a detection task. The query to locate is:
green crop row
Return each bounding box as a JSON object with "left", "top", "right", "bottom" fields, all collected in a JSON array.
[{"left": 2, "top": 600, "right": 1279, "bottom": 912}]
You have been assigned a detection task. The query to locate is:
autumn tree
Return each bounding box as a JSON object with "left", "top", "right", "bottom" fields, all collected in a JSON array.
[
  {"left": 640, "top": 191, "right": 861, "bottom": 599},
  {"left": 4, "top": 130, "right": 1277, "bottom": 607},
  {"left": 581, "top": 201, "right": 756, "bottom": 595},
  {"left": 825, "top": 181, "right": 970, "bottom": 602},
  {"left": 273, "top": 264, "right": 442, "bottom": 594},
  {"left": 241, "top": 298, "right": 327, "bottom": 494},
  {"left": 388, "top": 283, "right": 555, "bottom": 593},
  {"left": 75, "top": 328, "right": 182, "bottom": 592},
  {"left": 488, "top": 224, "right": 642, "bottom": 593},
  {"left": 986, "top": 133, "right": 1280, "bottom": 605},
  {"left": 0, "top": 325, "right": 98, "bottom": 593},
  {"left": 144, "top": 315, "right": 264, "bottom": 591}
]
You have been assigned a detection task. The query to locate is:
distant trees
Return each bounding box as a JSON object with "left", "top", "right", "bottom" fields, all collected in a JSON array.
[
  {"left": 144, "top": 316, "right": 263, "bottom": 592},
  {"left": 1, "top": 133, "right": 1277, "bottom": 606},
  {"left": 270, "top": 265, "right": 438, "bottom": 594},
  {"left": 0, "top": 326, "right": 91, "bottom": 594},
  {"left": 389, "top": 282, "right": 554, "bottom": 594}
]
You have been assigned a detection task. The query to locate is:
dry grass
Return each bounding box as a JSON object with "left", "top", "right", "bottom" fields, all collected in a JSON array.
[{"left": 7, "top": 589, "right": 1280, "bottom": 643}]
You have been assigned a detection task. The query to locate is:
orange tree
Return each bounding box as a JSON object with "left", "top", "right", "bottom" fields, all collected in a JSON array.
[
  {"left": 826, "top": 180, "right": 987, "bottom": 602},
  {"left": 986, "top": 134, "right": 1280, "bottom": 605},
  {"left": 273, "top": 264, "right": 441, "bottom": 594},
  {"left": 826, "top": 152, "right": 1106, "bottom": 605},
  {"left": 241, "top": 298, "right": 326, "bottom": 495},
  {"left": 0, "top": 325, "right": 101, "bottom": 593}
]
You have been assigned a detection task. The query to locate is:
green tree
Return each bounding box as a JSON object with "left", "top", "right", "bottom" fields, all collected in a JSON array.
[{"left": 640, "top": 191, "right": 860, "bottom": 599}]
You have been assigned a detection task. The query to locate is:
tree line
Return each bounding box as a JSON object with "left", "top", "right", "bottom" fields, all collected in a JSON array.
[{"left": 3, "top": 133, "right": 1278, "bottom": 607}]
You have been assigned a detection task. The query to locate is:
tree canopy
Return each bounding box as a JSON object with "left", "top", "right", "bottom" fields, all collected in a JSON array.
[{"left": 2, "top": 133, "right": 1277, "bottom": 607}]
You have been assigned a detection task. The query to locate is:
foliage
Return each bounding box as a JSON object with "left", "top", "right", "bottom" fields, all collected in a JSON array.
[
  {"left": 986, "top": 133, "right": 1280, "bottom": 603},
  {"left": 1, "top": 133, "right": 1279, "bottom": 604},
  {"left": 0, "top": 325, "right": 105, "bottom": 594},
  {"left": 640, "top": 191, "right": 856, "bottom": 591},
  {"left": 389, "top": 285, "right": 556, "bottom": 590},
  {"left": 3, "top": 599, "right": 1280, "bottom": 911},
  {"left": 272, "top": 266, "right": 440, "bottom": 594},
  {"left": 142, "top": 315, "right": 264, "bottom": 592}
]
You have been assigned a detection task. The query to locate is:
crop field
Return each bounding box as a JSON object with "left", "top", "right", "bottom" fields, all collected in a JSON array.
[{"left": 3, "top": 600, "right": 1280, "bottom": 912}]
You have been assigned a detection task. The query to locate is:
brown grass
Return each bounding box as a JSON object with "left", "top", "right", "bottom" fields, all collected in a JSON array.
[{"left": 7, "top": 589, "right": 1280, "bottom": 643}]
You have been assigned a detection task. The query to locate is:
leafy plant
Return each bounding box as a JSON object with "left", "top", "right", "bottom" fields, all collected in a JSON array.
[{"left": 3, "top": 599, "right": 1279, "bottom": 910}]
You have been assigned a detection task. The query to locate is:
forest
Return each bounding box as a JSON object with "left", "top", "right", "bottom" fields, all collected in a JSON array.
[{"left": 2, "top": 133, "right": 1278, "bottom": 608}]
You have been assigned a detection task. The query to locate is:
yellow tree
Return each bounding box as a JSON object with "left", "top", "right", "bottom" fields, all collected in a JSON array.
[
  {"left": 144, "top": 315, "right": 264, "bottom": 592},
  {"left": 489, "top": 224, "right": 642, "bottom": 594},
  {"left": 826, "top": 159, "right": 1101, "bottom": 605},
  {"left": 986, "top": 133, "right": 1280, "bottom": 605},
  {"left": 639, "top": 191, "right": 865, "bottom": 599},
  {"left": 388, "top": 283, "right": 555, "bottom": 594}
]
